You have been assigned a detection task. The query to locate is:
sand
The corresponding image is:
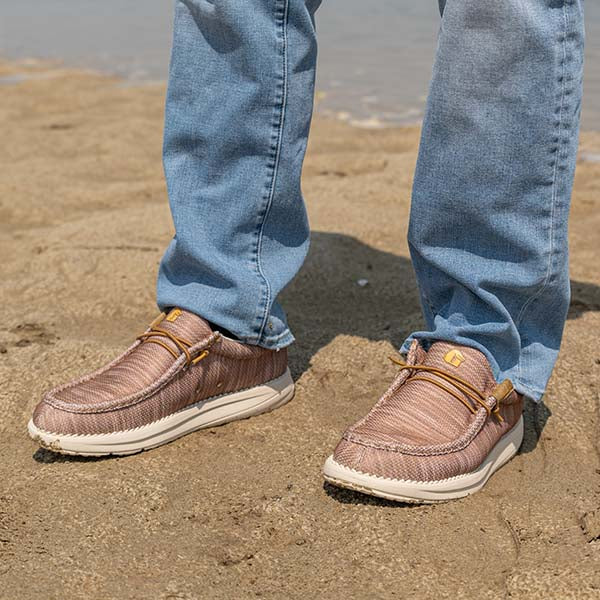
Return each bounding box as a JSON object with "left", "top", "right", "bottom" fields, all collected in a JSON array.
[{"left": 1, "top": 59, "right": 599, "bottom": 600}]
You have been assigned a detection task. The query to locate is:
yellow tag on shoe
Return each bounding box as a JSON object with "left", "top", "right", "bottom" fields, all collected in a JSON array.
[
  {"left": 444, "top": 349, "right": 466, "bottom": 368},
  {"left": 166, "top": 308, "right": 183, "bottom": 322}
]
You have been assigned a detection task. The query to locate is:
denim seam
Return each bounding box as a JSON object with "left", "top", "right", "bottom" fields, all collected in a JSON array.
[
  {"left": 262, "top": 332, "right": 295, "bottom": 349},
  {"left": 236, "top": 327, "right": 294, "bottom": 349},
  {"left": 514, "top": 2, "right": 569, "bottom": 382},
  {"left": 513, "top": 378, "right": 546, "bottom": 395},
  {"left": 511, "top": 378, "right": 546, "bottom": 404},
  {"left": 407, "top": 238, "right": 438, "bottom": 321},
  {"left": 252, "top": 0, "right": 290, "bottom": 345},
  {"left": 265, "top": 327, "right": 293, "bottom": 340}
]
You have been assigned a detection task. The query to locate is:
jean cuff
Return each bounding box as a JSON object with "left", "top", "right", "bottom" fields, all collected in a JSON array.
[{"left": 246, "top": 327, "right": 295, "bottom": 351}]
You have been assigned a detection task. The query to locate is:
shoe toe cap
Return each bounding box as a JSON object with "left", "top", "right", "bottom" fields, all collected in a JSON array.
[
  {"left": 31, "top": 398, "right": 84, "bottom": 436},
  {"left": 331, "top": 436, "right": 450, "bottom": 483},
  {"left": 331, "top": 437, "right": 367, "bottom": 472}
]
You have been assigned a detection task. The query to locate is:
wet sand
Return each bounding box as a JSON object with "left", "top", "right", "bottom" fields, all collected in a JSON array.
[{"left": 1, "top": 59, "right": 600, "bottom": 599}]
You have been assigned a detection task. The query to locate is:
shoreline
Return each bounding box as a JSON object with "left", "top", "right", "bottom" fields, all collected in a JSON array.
[{"left": 4, "top": 55, "right": 600, "bottom": 134}]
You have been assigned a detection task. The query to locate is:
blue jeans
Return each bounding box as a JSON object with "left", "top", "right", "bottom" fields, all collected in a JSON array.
[{"left": 157, "top": 0, "right": 584, "bottom": 402}]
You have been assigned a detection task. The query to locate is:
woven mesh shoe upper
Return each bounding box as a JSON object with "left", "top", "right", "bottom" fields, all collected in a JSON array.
[
  {"left": 32, "top": 309, "right": 288, "bottom": 435},
  {"left": 332, "top": 341, "right": 523, "bottom": 482}
]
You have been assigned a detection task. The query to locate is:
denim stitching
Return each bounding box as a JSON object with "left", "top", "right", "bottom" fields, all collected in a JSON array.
[
  {"left": 514, "top": 1, "right": 570, "bottom": 382},
  {"left": 253, "top": 0, "right": 290, "bottom": 344},
  {"left": 262, "top": 327, "right": 293, "bottom": 343},
  {"left": 237, "top": 328, "right": 293, "bottom": 348}
]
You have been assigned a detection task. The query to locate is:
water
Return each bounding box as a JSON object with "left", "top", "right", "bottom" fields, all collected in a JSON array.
[{"left": 1, "top": 0, "right": 599, "bottom": 129}]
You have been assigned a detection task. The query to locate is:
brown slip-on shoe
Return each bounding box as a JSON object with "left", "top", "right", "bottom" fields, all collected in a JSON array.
[
  {"left": 29, "top": 308, "right": 293, "bottom": 456},
  {"left": 323, "top": 341, "right": 523, "bottom": 503}
]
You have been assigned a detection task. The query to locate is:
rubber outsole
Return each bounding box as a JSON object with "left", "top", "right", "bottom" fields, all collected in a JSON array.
[
  {"left": 323, "top": 415, "right": 524, "bottom": 504},
  {"left": 28, "top": 369, "right": 295, "bottom": 457}
]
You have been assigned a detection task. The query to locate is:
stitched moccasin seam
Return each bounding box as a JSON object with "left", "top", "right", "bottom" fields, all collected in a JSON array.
[
  {"left": 342, "top": 408, "right": 488, "bottom": 457},
  {"left": 43, "top": 334, "right": 219, "bottom": 414},
  {"left": 38, "top": 371, "right": 288, "bottom": 427}
]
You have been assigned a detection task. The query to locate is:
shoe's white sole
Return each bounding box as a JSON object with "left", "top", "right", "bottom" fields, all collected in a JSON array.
[
  {"left": 28, "top": 369, "right": 295, "bottom": 457},
  {"left": 323, "top": 415, "right": 524, "bottom": 504}
]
